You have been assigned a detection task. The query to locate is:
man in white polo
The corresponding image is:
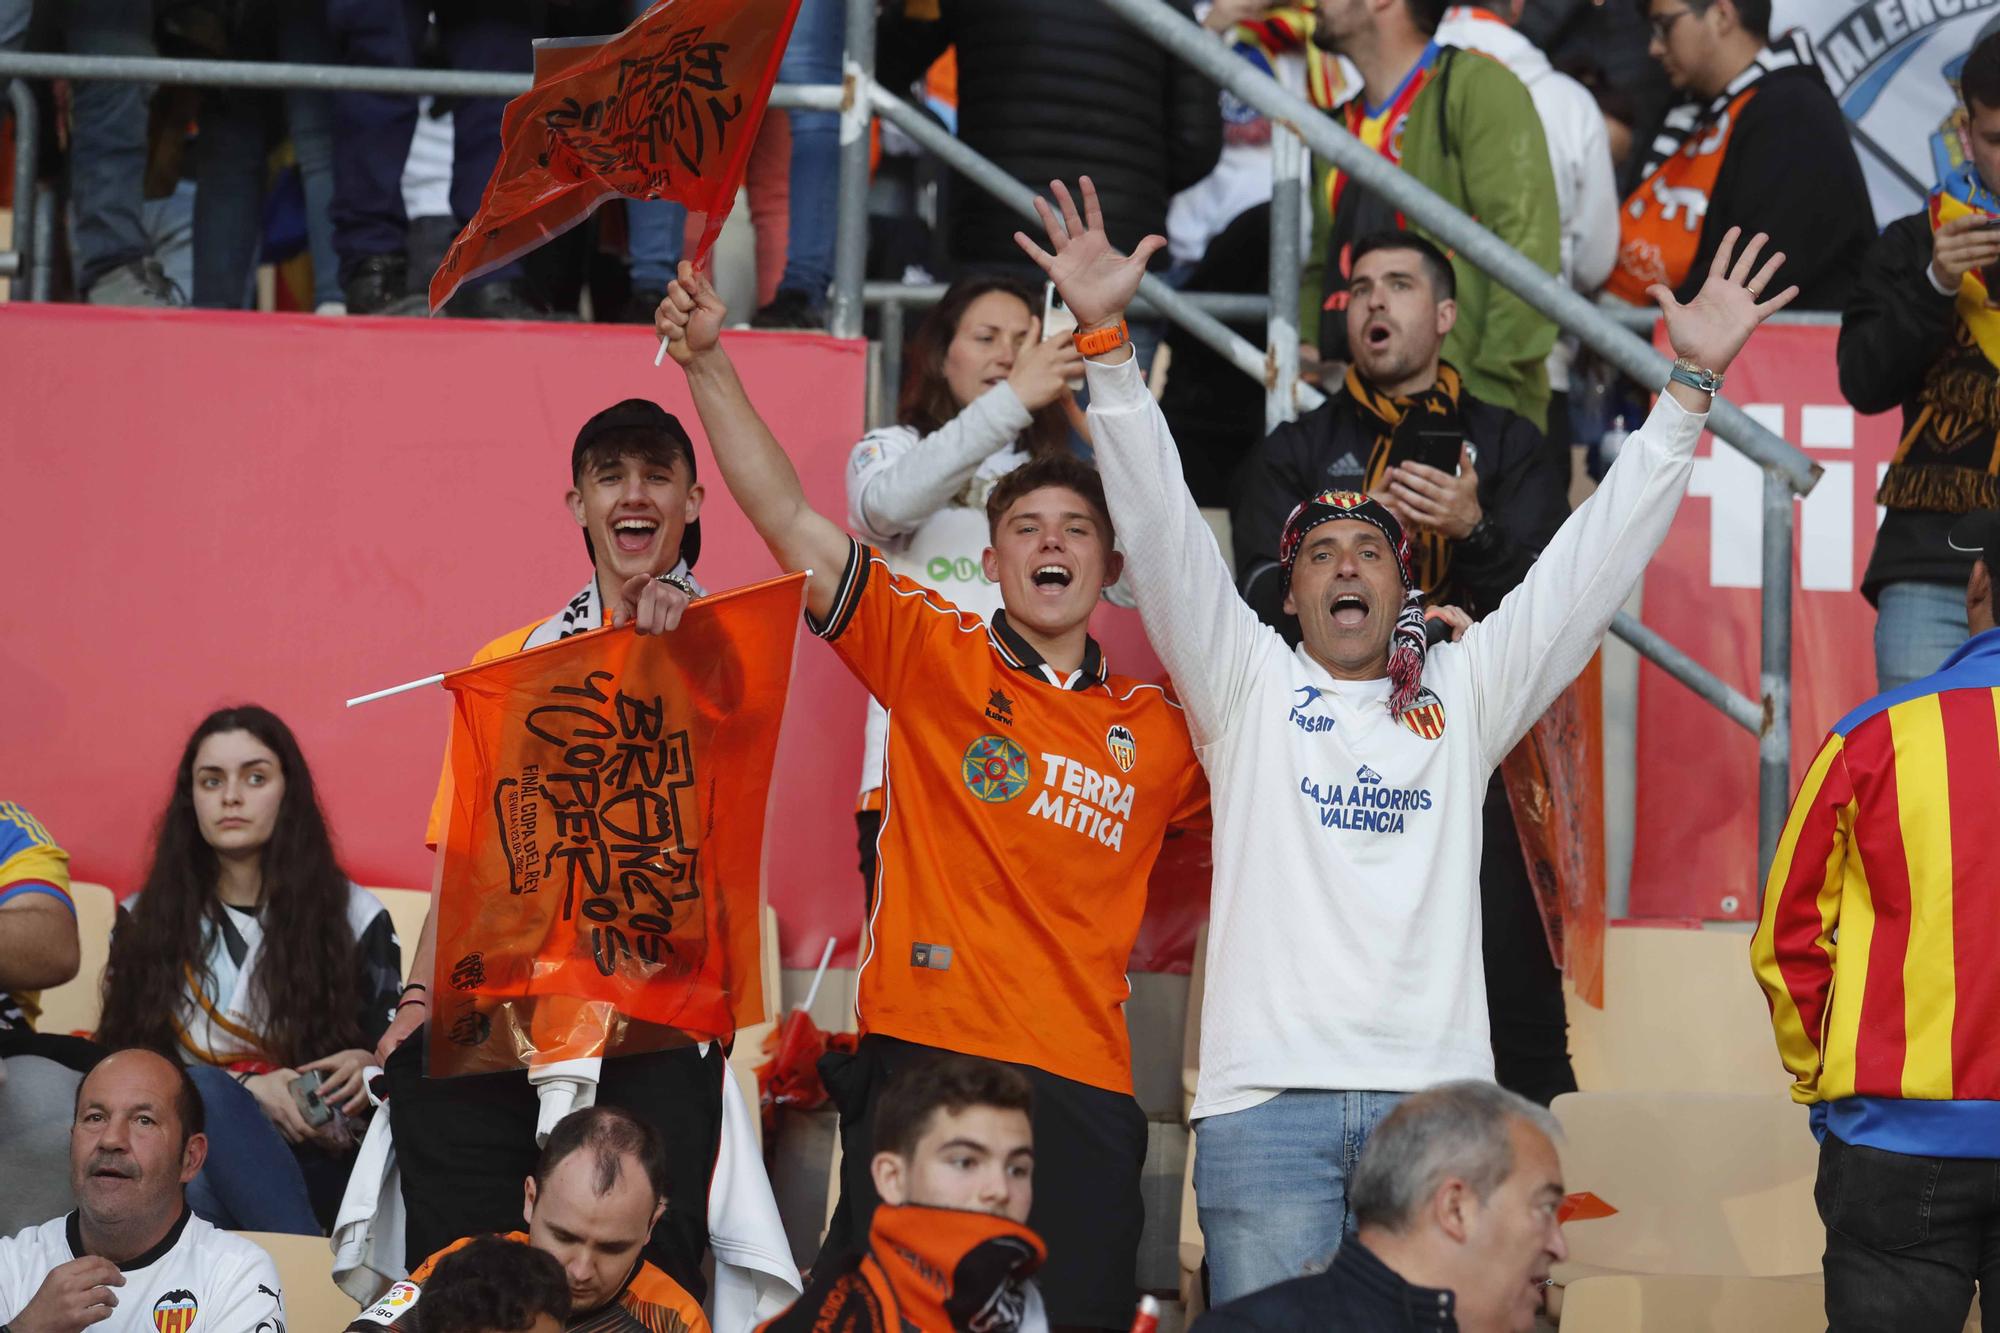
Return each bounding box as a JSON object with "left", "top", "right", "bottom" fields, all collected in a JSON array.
[{"left": 1017, "top": 175, "right": 1796, "bottom": 1302}]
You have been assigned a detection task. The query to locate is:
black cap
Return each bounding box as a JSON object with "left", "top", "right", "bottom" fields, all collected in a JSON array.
[
  {"left": 571, "top": 399, "right": 701, "bottom": 570},
  {"left": 1948, "top": 509, "right": 2000, "bottom": 563}
]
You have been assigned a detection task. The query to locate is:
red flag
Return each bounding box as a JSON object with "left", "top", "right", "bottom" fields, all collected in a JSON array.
[
  {"left": 426, "top": 573, "right": 805, "bottom": 1077},
  {"left": 430, "top": 0, "right": 805, "bottom": 312}
]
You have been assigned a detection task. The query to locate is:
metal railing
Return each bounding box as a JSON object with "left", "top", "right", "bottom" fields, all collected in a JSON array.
[{"left": 0, "top": 0, "right": 1826, "bottom": 888}]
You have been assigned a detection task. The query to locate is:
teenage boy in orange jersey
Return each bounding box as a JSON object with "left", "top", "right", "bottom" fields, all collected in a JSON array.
[{"left": 655, "top": 264, "right": 1205, "bottom": 1329}]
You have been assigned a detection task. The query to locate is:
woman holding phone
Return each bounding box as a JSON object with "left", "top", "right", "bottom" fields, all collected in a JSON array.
[
  {"left": 98, "top": 705, "right": 402, "bottom": 1234},
  {"left": 844, "top": 275, "right": 1086, "bottom": 901}
]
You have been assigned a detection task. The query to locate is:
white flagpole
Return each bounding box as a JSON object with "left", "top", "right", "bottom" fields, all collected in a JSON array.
[{"left": 345, "top": 673, "right": 446, "bottom": 708}]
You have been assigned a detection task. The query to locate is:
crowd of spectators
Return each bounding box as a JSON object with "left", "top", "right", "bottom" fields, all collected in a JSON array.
[{"left": 9, "top": 1, "right": 2000, "bottom": 1331}]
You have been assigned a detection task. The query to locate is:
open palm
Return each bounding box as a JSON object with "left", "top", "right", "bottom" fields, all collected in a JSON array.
[
  {"left": 1650, "top": 226, "right": 1798, "bottom": 375},
  {"left": 1014, "top": 177, "right": 1165, "bottom": 331}
]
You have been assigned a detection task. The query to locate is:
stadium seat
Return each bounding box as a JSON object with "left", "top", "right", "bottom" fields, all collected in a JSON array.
[
  {"left": 1566, "top": 923, "right": 1793, "bottom": 1096},
  {"left": 1181, "top": 923, "right": 1207, "bottom": 1122},
  {"left": 1550, "top": 1091, "right": 1820, "bottom": 1280},
  {"left": 1557, "top": 1274, "right": 1824, "bottom": 1331},
  {"left": 365, "top": 887, "right": 432, "bottom": 981},
  {"left": 240, "top": 1230, "right": 358, "bottom": 1325},
  {"left": 1179, "top": 1137, "right": 1206, "bottom": 1319},
  {"left": 34, "top": 881, "right": 115, "bottom": 1037}
]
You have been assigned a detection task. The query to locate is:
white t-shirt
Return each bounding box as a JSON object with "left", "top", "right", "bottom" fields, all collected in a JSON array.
[{"left": 0, "top": 1212, "right": 285, "bottom": 1333}]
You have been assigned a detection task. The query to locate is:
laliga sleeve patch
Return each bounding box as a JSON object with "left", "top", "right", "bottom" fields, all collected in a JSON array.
[{"left": 349, "top": 1280, "right": 422, "bottom": 1328}]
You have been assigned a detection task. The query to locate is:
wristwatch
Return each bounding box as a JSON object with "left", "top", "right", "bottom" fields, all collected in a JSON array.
[
  {"left": 1073, "top": 319, "right": 1131, "bottom": 357},
  {"left": 1667, "top": 357, "right": 1724, "bottom": 394}
]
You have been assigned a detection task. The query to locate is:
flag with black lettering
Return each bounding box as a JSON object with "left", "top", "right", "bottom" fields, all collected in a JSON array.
[
  {"left": 427, "top": 573, "right": 803, "bottom": 1076},
  {"left": 430, "top": 0, "right": 804, "bottom": 312}
]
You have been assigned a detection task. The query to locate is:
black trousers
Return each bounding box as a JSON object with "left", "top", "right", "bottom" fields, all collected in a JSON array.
[
  {"left": 818, "top": 1034, "right": 1148, "bottom": 1330},
  {"left": 1818, "top": 1133, "right": 2000, "bottom": 1330},
  {"left": 1480, "top": 774, "right": 1577, "bottom": 1106},
  {"left": 383, "top": 1032, "right": 724, "bottom": 1299}
]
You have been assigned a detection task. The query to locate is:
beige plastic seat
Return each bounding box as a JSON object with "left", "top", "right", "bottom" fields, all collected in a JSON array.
[
  {"left": 1558, "top": 1274, "right": 1824, "bottom": 1331},
  {"left": 1566, "top": 923, "right": 1793, "bottom": 1096},
  {"left": 239, "top": 1230, "right": 357, "bottom": 1325},
  {"left": 1551, "top": 1091, "right": 1820, "bottom": 1280},
  {"left": 33, "top": 881, "right": 116, "bottom": 1037},
  {"left": 365, "top": 886, "right": 433, "bottom": 981},
  {"left": 1181, "top": 923, "right": 1208, "bottom": 1123}
]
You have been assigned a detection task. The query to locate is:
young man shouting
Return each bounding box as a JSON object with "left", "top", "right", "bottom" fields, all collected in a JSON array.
[
  {"left": 655, "top": 265, "right": 1206, "bottom": 1329},
  {"left": 763, "top": 1055, "right": 1048, "bottom": 1333},
  {"left": 1016, "top": 176, "right": 1795, "bottom": 1302}
]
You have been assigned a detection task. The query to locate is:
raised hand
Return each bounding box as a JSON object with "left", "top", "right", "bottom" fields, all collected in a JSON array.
[
  {"left": 654, "top": 260, "right": 728, "bottom": 366},
  {"left": 1648, "top": 227, "right": 1797, "bottom": 376},
  {"left": 1013, "top": 177, "right": 1165, "bottom": 333}
]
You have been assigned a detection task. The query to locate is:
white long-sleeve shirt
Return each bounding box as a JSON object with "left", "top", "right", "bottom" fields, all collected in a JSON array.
[
  {"left": 846, "top": 384, "right": 1032, "bottom": 798},
  {"left": 1084, "top": 354, "right": 1703, "bottom": 1118}
]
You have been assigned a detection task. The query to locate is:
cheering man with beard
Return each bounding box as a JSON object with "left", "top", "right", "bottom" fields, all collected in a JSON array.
[
  {"left": 654, "top": 262, "right": 1206, "bottom": 1329},
  {"left": 1016, "top": 176, "right": 1796, "bottom": 1304}
]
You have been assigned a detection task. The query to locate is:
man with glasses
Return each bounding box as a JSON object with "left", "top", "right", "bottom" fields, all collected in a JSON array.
[{"left": 1605, "top": 0, "right": 1871, "bottom": 312}]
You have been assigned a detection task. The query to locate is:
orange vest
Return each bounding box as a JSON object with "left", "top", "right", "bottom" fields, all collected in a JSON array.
[{"left": 1604, "top": 86, "right": 1757, "bottom": 303}]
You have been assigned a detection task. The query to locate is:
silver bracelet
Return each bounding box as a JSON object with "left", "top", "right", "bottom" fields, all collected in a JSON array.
[{"left": 655, "top": 571, "right": 698, "bottom": 599}]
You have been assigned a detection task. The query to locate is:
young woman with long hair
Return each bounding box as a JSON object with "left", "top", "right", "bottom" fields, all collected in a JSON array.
[
  {"left": 844, "top": 274, "right": 1086, "bottom": 900},
  {"left": 98, "top": 705, "right": 401, "bottom": 1234}
]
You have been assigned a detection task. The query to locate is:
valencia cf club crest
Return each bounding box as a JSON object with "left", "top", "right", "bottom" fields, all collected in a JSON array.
[
  {"left": 1397, "top": 688, "right": 1447, "bottom": 741},
  {"left": 154, "top": 1290, "right": 200, "bottom": 1333},
  {"left": 962, "top": 734, "right": 1030, "bottom": 802},
  {"left": 1105, "top": 724, "right": 1137, "bottom": 773}
]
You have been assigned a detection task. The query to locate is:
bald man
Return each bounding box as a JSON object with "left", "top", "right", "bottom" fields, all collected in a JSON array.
[{"left": 0, "top": 1048, "right": 285, "bottom": 1333}]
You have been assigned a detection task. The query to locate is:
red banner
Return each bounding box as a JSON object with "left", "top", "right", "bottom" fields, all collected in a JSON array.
[
  {"left": 429, "top": 573, "right": 804, "bottom": 1075},
  {"left": 431, "top": 0, "right": 802, "bottom": 311},
  {"left": 1631, "top": 321, "right": 1896, "bottom": 920}
]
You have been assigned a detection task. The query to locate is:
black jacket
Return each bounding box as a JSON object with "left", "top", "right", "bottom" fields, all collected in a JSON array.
[
  {"left": 1840, "top": 209, "right": 1986, "bottom": 600},
  {"left": 1667, "top": 62, "right": 1873, "bottom": 312},
  {"left": 1195, "top": 1240, "right": 1459, "bottom": 1332},
  {"left": 877, "top": 0, "right": 1220, "bottom": 270},
  {"left": 1232, "top": 378, "right": 1570, "bottom": 638}
]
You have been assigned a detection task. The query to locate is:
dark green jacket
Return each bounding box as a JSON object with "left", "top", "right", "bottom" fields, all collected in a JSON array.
[{"left": 1304, "top": 45, "right": 1561, "bottom": 428}]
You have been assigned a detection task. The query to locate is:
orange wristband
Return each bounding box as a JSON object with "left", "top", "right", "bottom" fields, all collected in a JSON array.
[{"left": 1073, "top": 319, "right": 1131, "bottom": 357}]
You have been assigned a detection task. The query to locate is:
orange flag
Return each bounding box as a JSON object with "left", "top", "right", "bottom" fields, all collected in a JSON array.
[
  {"left": 430, "top": 0, "right": 804, "bottom": 312},
  {"left": 426, "top": 573, "right": 805, "bottom": 1078}
]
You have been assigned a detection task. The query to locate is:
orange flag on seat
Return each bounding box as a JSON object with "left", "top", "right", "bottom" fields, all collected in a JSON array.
[
  {"left": 429, "top": 0, "right": 804, "bottom": 313},
  {"left": 426, "top": 573, "right": 805, "bottom": 1078}
]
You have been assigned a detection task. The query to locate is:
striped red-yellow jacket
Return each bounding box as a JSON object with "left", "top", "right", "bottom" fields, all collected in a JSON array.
[{"left": 1751, "top": 630, "right": 2000, "bottom": 1156}]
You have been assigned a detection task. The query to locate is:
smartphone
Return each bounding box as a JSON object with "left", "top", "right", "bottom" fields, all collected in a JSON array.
[
  {"left": 1409, "top": 427, "right": 1464, "bottom": 475},
  {"left": 291, "top": 1068, "right": 334, "bottom": 1129},
  {"left": 1041, "top": 282, "right": 1085, "bottom": 391}
]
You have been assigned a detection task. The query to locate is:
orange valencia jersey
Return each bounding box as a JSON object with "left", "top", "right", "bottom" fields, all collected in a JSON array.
[
  {"left": 349, "top": 1231, "right": 708, "bottom": 1333},
  {"left": 814, "top": 539, "right": 1208, "bottom": 1093}
]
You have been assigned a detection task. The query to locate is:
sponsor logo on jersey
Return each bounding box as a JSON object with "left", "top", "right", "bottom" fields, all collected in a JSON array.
[
  {"left": 1105, "top": 724, "right": 1137, "bottom": 773},
  {"left": 1356, "top": 764, "right": 1383, "bottom": 785},
  {"left": 1289, "top": 685, "right": 1338, "bottom": 734},
  {"left": 962, "top": 735, "right": 1030, "bottom": 803},
  {"left": 1030, "top": 752, "right": 1138, "bottom": 850},
  {"left": 1300, "top": 773, "right": 1433, "bottom": 834},
  {"left": 1397, "top": 688, "right": 1447, "bottom": 741},
  {"left": 154, "top": 1290, "right": 200, "bottom": 1333}
]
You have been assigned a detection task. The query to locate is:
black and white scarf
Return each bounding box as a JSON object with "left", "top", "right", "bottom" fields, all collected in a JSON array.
[
  {"left": 1634, "top": 30, "right": 1815, "bottom": 183},
  {"left": 522, "top": 560, "right": 702, "bottom": 650}
]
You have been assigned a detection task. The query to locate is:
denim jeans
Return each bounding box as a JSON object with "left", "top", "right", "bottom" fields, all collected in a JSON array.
[
  {"left": 1193, "top": 1088, "right": 1406, "bottom": 1304},
  {"left": 194, "top": 7, "right": 342, "bottom": 308},
  {"left": 58, "top": 0, "right": 156, "bottom": 291},
  {"left": 773, "top": 0, "right": 842, "bottom": 305},
  {"left": 1874, "top": 580, "right": 1968, "bottom": 693},
  {"left": 1817, "top": 1134, "right": 2000, "bottom": 1331},
  {"left": 326, "top": 0, "right": 532, "bottom": 284},
  {"left": 183, "top": 1064, "right": 323, "bottom": 1235}
]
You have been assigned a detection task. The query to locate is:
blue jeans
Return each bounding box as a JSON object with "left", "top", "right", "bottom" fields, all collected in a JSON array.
[
  {"left": 57, "top": 0, "right": 155, "bottom": 291},
  {"left": 773, "top": 0, "right": 841, "bottom": 305},
  {"left": 194, "top": 7, "right": 342, "bottom": 308},
  {"left": 1193, "top": 1089, "right": 1405, "bottom": 1304},
  {"left": 326, "top": 0, "right": 532, "bottom": 284},
  {"left": 1875, "top": 581, "right": 1968, "bottom": 693},
  {"left": 183, "top": 1064, "right": 323, "bottom": 1235}
]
